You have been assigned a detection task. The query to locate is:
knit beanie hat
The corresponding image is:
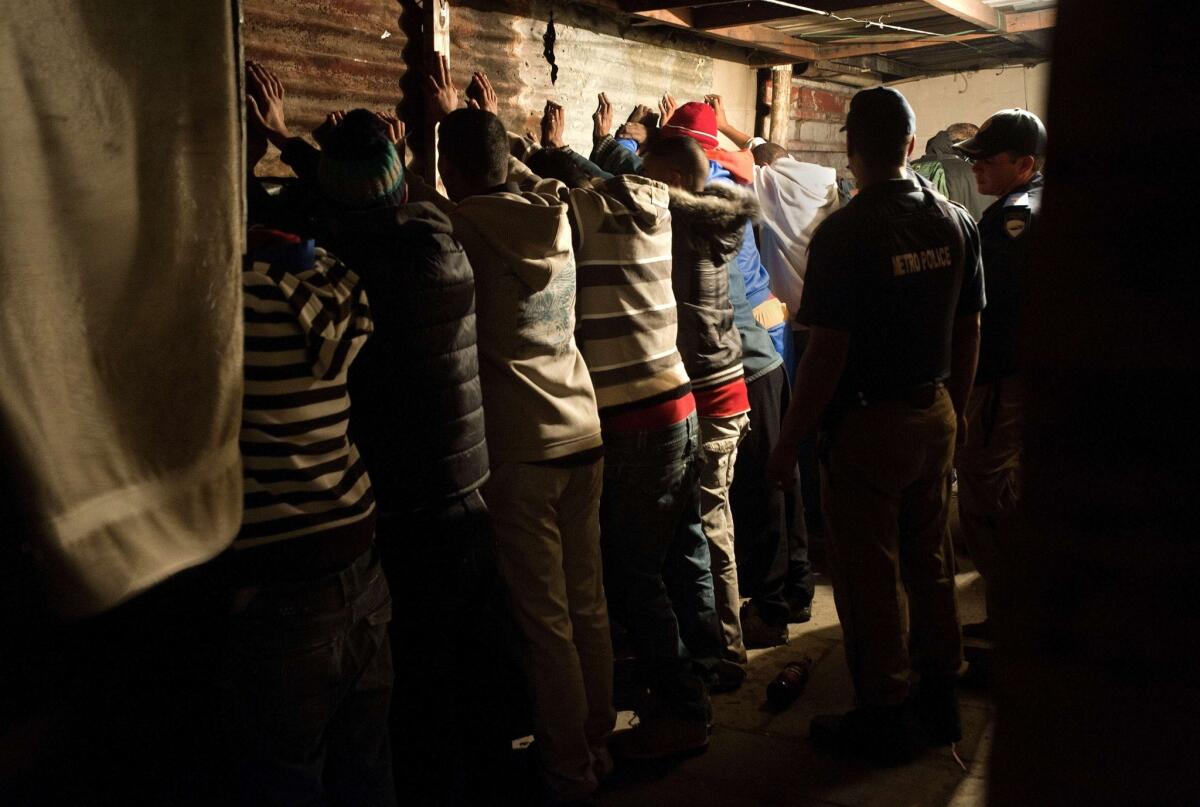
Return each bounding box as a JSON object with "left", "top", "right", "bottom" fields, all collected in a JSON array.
[
  {"left": 317, "top": 109, "right": 406, "bottom": 210},
  {"left": 661, "top": 102, "right": 720, "bottom": 150}
]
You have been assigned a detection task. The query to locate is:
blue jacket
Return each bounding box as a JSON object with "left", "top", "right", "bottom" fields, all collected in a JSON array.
[{"left": 708, "top": 161, "right": 789, "bottom": 381}]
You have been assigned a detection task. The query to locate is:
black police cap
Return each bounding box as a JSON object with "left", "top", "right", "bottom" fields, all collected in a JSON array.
[
  {"left": 954, "top": 108, "right": 1046, "bottom": 159},
  {"left": 841, "top": 87, "right": 916, "bottom": 142}
]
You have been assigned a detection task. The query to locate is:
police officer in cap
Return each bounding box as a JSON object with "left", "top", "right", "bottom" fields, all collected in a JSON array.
[
  {"left": 951, "top": 109, "right": 1046, "bottom": 642},
  {"left": 767, "top": 86, "right": 985, "bottom": 763}
]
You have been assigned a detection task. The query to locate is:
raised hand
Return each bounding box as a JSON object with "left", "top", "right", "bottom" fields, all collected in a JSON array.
[
  {"left": 374, "top": 111, "right": 405, "bottom": 145},
  {"left": 659, "top": 92, "right": 678, "bottom": 127},
  {"left": 592, "top": 93, "right": 613, "bottom": 141},
  {"left": 312, "top": 110, "right": 346, "bottom": 148},
  {"left": 246, "top": 61, "right": 290, "bottom": 147},
  {"left": 426, "top": 52, "right": 460, "bottom": 123},
  {"left": 616, "top": 121, "right": 649, "bottom": 146},
  {"left": 466, "top": 71, "right": 499, "bottom": 114},
  {"left": 627, "top": 103, "right": 658, "bottom": 127},
  {"left": 541, "top": 100, "right": 566, "bottom": 149},
  {"left": 704, "top": 94, "right": 728, "bottom": 129}
]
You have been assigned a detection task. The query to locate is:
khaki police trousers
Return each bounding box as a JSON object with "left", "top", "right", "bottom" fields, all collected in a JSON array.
[
  {"left": 955, "top": 377, "right": 1025, "bottom": 617},
  {"left": 820, "top": 388, "right": 963, "bottom": 707}
]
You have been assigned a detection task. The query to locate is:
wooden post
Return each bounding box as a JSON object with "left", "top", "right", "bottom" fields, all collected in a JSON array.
[
  {"left": 424, "top": 0, "right": 450, "bottom": 185},
  {"left": 768, "top": 63, "right": 792, "bottom": 147}
]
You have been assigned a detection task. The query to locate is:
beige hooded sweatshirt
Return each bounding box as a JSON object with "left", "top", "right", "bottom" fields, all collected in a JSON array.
[{"left": 448, "top": 189, "right": 602, "bottom": 464}]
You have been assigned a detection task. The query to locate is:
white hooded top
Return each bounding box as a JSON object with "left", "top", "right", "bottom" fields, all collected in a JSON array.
[{"left": 752, "top": 157, "right": 839, "bottom": 326}]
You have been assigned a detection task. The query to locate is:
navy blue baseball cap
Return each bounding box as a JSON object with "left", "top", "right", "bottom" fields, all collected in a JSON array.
[
  {"left": 841, "top": 87, "right": 916, "bottom": 142},
  {"left": 954, "top": 108, "right": 1046, "bottom": 159}
]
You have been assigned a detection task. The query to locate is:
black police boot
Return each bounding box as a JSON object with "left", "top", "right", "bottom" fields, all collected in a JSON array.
[
  {"left": 809, "top": 702, "right": 925, "bottom": 765},
  {"left": 911, "top": 674, "right": 962, "bottom": 745}
]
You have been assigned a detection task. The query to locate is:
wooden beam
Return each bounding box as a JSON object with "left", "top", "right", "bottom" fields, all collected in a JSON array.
[
  {"left": 693, "top": 2, "right": 813, "bottom": 30},
  {"left": 424, "top": 0, "right": 450, "bottom": 186},
  {"left": 919, "top": 0, "right": 1000, "bottom": 31},
  {"left": 815, "top": 32, "right": 991, "bottom": 59},
  {"left": 620, "top": 0, "right": 729, "bottom": 11},
  {"left": 695, "top": 22, "right": 819, "bottom": 59},
  {"left": 627, "top": 6, "right": 694, "bottom": 26},
  {"left": 1003, "top": 8, "right": 1055, "bottom": 33},
  {"left": 828, "top": 54, "right": 924, "bottom": 78}
]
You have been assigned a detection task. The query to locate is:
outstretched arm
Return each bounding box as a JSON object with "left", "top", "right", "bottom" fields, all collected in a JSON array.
[{"left": 705, "top": 94, "right": 755, "bottom": 149}]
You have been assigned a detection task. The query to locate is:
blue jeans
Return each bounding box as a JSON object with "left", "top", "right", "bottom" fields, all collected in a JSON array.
[
  {"left": 220, "top": 546, "right": 396, "bottom": 807},
  {"left": 600, "top": 412, "right": 709, "bottom": 720}
]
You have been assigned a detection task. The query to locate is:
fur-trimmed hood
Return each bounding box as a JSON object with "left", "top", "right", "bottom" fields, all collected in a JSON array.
[{"left": 667, "top": 182, "right": 761, "bottom": 262}]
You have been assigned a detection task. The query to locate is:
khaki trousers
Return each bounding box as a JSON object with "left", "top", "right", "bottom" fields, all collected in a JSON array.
[
  {"left": 820, "top": 389, "right": 963, "bottom": 707},
  {"left": 955, "top": 378, "right": 1025, "bottom": 617},
  {"left": 485, "top": 459, "right": 615, "bottom": 800},
  {"left": 698, "top": 413, "right": 751, "bottom": 665}
]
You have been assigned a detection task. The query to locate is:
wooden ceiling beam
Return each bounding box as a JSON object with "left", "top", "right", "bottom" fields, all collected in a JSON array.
[
  {"left": 620, "top": 0, "right": 731, "bottom": 11},
  {"left": 1003, "top": 9, "right": 1055, "bottom": 33},
  {"left": 918, "top": 0, "right": 1001, "bottom": 31},
  {"left": 814, "top": 32, "right": 991, "bottom": 59},
  {"left": 696, "top": 21, "right": 820, "bottom": 59}
]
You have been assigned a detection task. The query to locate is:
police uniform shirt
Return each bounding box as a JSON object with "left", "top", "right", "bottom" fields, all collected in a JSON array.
[
  {"left": 799, "top": 177, "right": 986, "bottom": 404},
  {"left": 975, "top": 174, "right": 1042, "bottom": 385}
]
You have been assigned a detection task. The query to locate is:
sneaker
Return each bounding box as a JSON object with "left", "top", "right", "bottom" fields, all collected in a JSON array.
[
  {"left": 911, "top": 675, "right": 962, "bottom": 744},
  {"left": 741, "top": 601, "right": 789, "bottom": 649},
  {"left": 609, "top": 714, "right": 709, "bottom": 760},
  {"left": 810, "top": 703, "right": 925, "bottom": 765}
]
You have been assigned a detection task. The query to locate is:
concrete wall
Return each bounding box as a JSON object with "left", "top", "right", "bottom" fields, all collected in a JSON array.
[{"left": 893, "top": 62, "right": 1052, "bottom": 153}]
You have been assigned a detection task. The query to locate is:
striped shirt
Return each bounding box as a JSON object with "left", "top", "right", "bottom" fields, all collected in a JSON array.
[
  {"left": 237, "top": 233, "right": 375, "bottom": 550},
  {"left": 565, "top": 175, "right": 692, "bottom": 416}
]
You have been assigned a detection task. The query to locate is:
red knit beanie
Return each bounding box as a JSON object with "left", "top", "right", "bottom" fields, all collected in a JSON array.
[{"left": 661, "top": 102, "right": 719, "bottom": 149}]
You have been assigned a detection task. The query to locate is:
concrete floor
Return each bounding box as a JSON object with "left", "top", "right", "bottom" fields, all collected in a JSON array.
[{"left": 595, "top": 569, "right": 993, "bottom": 807}]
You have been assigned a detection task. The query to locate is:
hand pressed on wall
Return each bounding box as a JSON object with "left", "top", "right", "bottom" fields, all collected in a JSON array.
[
  {"left": 426, "top": 53, "right": 460, "bottom": 124},
  {"left": 312, "top": 110, "right": 346, "bottom": 148},
  {"left": 541, "top": 100, "right": 566, "bottom": 149},
  {"left": 466, "top": 72, "right": 499, "bottom": 114},
  {"left": 593, "top": 93, "right": 613, "bottom": 142},
  {"left": 704, "top": 94, "right": 728, "bottom": 129},
  {"left": 246, "top": 61, "right": 291, "bottom": 150}
]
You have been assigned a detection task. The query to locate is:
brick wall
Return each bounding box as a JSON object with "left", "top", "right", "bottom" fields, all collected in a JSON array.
[{"left": 767, "top": 76, "right": 854, "bottom": 177}]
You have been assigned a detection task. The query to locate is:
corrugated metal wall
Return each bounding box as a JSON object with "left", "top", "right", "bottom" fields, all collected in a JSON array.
[
  {"left": 243, "top": 0, "right": 741, "bottom": 175},
  {"left": 243, "top": 0, "right": 406, "bottom": 175}
]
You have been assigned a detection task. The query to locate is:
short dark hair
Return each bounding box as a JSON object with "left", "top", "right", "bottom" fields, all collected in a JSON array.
[
  {"left": 526, "top": 148, "right": 592, "bottom": 188},
  {"left": 641, "top": 136, "right": 708, "bottom": 189},
  {"left": 1006, "top": 150, "right": 1046, "bottom": 173},
  {"left": 945, "top": 122, "right": 978, "bottom": 142},
  {"left": 847, "top": 128, "right": 909, "bottom": 171},
  {"left": 752, "top": 142, "right": 789, "bottom": 167},
  {"left": 438, "top": 108, "right": 508, "bottom": 188}
]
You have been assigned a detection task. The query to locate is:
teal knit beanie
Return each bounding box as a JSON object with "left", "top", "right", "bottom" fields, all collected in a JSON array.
[{"left": 317, "top": 109, "right": 406, "bottom": 209}]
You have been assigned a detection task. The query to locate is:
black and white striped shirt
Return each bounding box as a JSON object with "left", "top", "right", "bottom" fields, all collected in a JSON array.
[{"left": 237, "top": 234, "right": 375, "bottom": 549}]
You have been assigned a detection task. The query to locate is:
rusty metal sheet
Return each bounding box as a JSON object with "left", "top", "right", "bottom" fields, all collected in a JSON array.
[
  {"left": 244, "top": 0, "right": 406, "bottom": 175},
  {"left": 244, "top": 0, "right": 740, "bottom": 172}
]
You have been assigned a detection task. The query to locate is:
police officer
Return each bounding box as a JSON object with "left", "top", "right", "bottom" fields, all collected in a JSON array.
[
  {"left": 951, "top": 109, "right": 1046, "bottom": 641},
  {"left": 767, "top": 87, "right": 985, "bottom": 763}
]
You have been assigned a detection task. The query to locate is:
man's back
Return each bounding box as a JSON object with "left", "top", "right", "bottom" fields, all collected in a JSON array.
[
  {"left": 449, "top": 188, "right": 601, "bottom": 464},
  {"left": 752, "top": 156, "right": 839, "bottom": 320},
  {"left": 565, "top": 174, "right": 692, "bottom": 414},
  {"left": 801, "top": 177, "right": 985, "bottom": 402},
  {"left": 238, "top": 231, "right": 376, "bottom": 559},
  {"left": 315, "top": 202, "right": 490, "bottom": 513}
]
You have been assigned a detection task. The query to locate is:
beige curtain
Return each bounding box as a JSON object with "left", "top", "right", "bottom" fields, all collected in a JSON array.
[{"left": 0, "top": 2, "right": 244, "bottom": 618}]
